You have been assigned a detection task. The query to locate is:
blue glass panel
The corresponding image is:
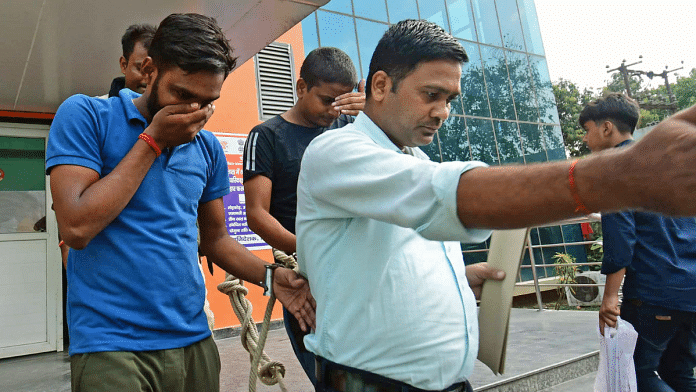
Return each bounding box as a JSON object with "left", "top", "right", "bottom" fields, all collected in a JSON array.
[
  {"left": 386, "top": 0, "right": 419, "bottom": 23},
  {"left": 529, "top": 55, "right": 559, "bottom": 124},
  {"left": 495, "top": 0, "right": 524, "bottom": 50},
  {"left": 462, "top": 242, "right": 488, "bottom": 253},
  {"left": 543, "top": 125, "right": 565, "bottom": 162},
  {"left": 505, "top": 51, "right": 537, "bottom": 122},
  {"left": 493, "top": 120, "right": 523, "bottom": 164},
  {"left": 437, "top": 116, "right": 470, "bottom": 162},
  {"left": 447, "top": 0, "right": 476, "bottom": 41},
  {"left": 463, "top": 250, "right": 488, "bottom": 265},
  {"left": 518, "top": 0, "right": 544, "bottom": 55},
  {"left": 417, "top": 0, "right": 450, "bottom": 31},
  {"left": 321, "top": 0, "right": 353, "bottom": 15},
  {"left": 354, "top": 0, "right": 388, "bottom": 22},
  {"left": 561, "top": 224, "right": 583, "bottom": 243},
  {"left": 466, "top": 117, "right": 499, "bottom": 165},
  {"left": 459, "top": 41, "right": 490, "bottom": 117},
  {"left": 471, "top": 0, "right": 502, "bottom": 46},
  {"left": 317, "top": 11, "right": 360, "bottom": 71},
  {"left": 355, "top": 19, "right": 389, "bottom": 80},
  {"left": 480, "top": 45, "right": 515, "bottom": 120},
  {"left": 565, "top": 244, "right": 588, "bottom": 268},
  {"left": 519, "top": 123, "right": 546, "bottom": 162},
  {"left": 538, "top": 225, "right": 563, "bottom": 246},
  {"left": 520, "top": 247, "right": 544, "bottom": 281},
  {"left": 528, "top": 228, "right": 539, "bottom": 245},
  {"left": 420, "top": 133, "right": 442, "bottom": 162},
  {"left": 301, "top": 13, "right": 319, "bottom": 57}
]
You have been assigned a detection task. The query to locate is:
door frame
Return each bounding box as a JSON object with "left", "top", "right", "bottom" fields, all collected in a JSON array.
[{"left": 0, "top": 122, "right": 62, "bottom": 358}]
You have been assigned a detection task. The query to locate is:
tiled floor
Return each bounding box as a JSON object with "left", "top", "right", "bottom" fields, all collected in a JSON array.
[{"left": 1, "top": 309, "right": 603, "bottom": 392}]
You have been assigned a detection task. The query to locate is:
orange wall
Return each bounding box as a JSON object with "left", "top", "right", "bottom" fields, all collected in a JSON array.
[{"left": 202, "top": 22, "right": 306, "bottom": 331}]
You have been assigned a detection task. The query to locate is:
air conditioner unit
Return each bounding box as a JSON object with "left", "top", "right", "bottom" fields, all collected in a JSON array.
[{"left": 565, "top": 271, "right": 606, "bottom": 306}]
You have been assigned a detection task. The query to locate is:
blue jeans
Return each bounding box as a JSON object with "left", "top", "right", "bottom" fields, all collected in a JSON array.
[
  {"left": 621, "top": 300, "right": 696, "bottom": 392},
  {"left": 283, "top": 307, "right": 317, "bottom": 386}
]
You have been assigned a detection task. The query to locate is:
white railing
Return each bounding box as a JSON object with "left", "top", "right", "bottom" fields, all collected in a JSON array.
[{"left": 463, "top": 214, "right": 604, "bottom": 311}]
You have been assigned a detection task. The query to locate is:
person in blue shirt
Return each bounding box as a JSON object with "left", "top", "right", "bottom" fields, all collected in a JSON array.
[
  {"left": 46, "top": 13, "right": 314, "bottom": 392},
  {"left": 297, "top": 20, "right": 696, "bottom": 392},
  {"left": 243, "top": 47, "right": 365, "bottom": 385},
  {"left": 581, "top": 93, "right": 696, "bottom": 392}
]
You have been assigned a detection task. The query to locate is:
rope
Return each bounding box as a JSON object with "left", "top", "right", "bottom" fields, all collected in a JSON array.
[{"left": 216, "top": 249, "right": 298, "bottom": 392}]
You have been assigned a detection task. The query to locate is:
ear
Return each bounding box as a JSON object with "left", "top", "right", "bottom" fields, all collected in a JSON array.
[
  {"left": 119, "top": 56, "right": 128, "bottom": 75},
  {"left": 296, "top": 78, "right": 308, "bottom": 99},
  {"left": 370, "top": 71, "right": 391, "bottom": 103},
  {"left": 602, "top": 120, "right": 614, "bottom": 137},
  {"left": 140, "top": 57, "right": 156, "bottom": 86}
]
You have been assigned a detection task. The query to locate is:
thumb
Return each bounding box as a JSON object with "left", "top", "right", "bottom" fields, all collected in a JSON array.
[
  {"left": 478, "top": 263, "right": 505, "bottom": 281},
  {"left": 358, "top": 79, "right": 366, "bottom": 93}
]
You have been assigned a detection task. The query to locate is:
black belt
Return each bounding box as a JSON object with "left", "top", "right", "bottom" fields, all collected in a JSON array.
[{"left": 315, "top": 356, "right": 471, "bottom": 392}]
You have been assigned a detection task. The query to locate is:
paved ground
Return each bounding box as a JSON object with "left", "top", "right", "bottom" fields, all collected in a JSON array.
[{"left": 1, "top": 309, "right": 602, "bottom": 392}]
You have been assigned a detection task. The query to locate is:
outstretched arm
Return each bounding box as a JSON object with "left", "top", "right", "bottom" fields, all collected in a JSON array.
[{"left": 456, "top": 105, "right": 696, "bottom": 228}]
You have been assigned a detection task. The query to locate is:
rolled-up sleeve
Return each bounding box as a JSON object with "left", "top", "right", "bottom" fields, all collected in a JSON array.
[
  {"left": 601, "top": 211, "right": 637, "bottom": 274},
  {"left": 299, "top": 127, "right": 491, "bottom": 244}
]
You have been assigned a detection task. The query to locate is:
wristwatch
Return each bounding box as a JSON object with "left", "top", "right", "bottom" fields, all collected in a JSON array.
[{"left": 262, "top": 263, "right": 281, "bottom": 297}]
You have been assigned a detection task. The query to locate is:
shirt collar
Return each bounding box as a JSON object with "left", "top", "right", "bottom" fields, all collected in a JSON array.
[
  {"left": 615, "top": 139, "right": 633, "bottom": 148},
  {"left": 118, "top": 88, "right": 148, "bottom": 125},
  {"left": 354, "top": 112, "right": 402, "bottom": 153}
]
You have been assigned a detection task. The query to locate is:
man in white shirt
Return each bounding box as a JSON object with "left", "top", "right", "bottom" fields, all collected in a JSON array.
[{"left": 296, "top": 19, "right": 696, "bottom": 392}]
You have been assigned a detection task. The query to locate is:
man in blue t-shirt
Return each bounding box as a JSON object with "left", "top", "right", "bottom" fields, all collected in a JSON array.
[
  {"left": 243, "top": 47, "right": 364, "bottom": 385},
  {"left": 46, "top": 14, "right": 314, "bottom": 392},
  {"left": 581, "top": 93, "right": 696, "bottom": 392}
]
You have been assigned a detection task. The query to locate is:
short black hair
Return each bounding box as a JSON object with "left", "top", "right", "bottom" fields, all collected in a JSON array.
[
  {"left": 148, "top": 13, "right": 237, "bottom": 77},
  {"left": 121, "top": 24, "right": 157, "bottom": 61},
  {"left": 578, "top": 93, "right": 640, "bottom": 134},
  {"left": 300, "top": 47, "right": 358, "bottom": 90},
  {"left": 366, "top": 19, "right": 468, "bottom": 97}
]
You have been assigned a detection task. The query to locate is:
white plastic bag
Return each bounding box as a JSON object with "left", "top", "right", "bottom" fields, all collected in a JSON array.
[{"left": 594, "top": 316, "right": 638, "bottom": 392}]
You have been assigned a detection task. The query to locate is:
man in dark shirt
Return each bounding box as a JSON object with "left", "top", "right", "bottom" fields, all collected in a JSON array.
[
  {"left": 581, "top": 93, "right": 696, "bottom": 392},
  {"left": 242, "top": 47, "right": 364, "bottom": 384},
  {"left": 105, "top": 24, "right": 157, "bottom": 97}
]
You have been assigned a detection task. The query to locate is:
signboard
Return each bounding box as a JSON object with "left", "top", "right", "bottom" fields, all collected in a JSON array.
[{"left": 213, "top": 132, "right": 269, "bottom": 250}]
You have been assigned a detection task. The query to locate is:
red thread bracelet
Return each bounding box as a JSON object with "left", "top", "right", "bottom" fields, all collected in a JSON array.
[
  {"left": 138, "top": 133, "right": 161, "bottom": 157},
  {"left": 569, "top": 159, "right": 591, "bottom": 215},
  {"left": 58, "top": 240, "right": 65, "bottom": 248}
]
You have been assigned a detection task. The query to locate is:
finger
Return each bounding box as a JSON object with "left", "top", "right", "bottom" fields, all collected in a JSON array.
[
  {"left": 358, "top": 78, "right": 366, "bottom": 92},
  {"left": 163, "top": 102, "right": 202, "bottom": 115},
  {"left": 599, "top": 319, "right": 605, "bottom": 336},
  {"left": 473, "top": 263, "right": 505, "bottom": 281},
  {"left": 296, "top": 313, "right": 308, "bottom": 332}
]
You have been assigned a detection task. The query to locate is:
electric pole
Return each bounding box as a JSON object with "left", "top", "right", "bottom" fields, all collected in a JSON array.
[
  {"left": 606, "top": 58, "right": 684, "bottom": 114},
  {"left": 606, "top": 59, "right": 643, "bottom": 98}
]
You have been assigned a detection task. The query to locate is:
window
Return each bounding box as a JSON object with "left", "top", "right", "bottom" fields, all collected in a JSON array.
[{"left": 254, "top": 42, "right": 297, "bottom": 120}]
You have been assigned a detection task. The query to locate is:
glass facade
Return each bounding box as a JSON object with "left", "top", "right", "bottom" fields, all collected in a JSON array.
[{"left": 300, "top": 0, "right": 586, "bottom": 279}]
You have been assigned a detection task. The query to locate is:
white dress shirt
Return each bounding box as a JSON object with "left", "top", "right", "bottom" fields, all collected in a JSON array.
[{"left": 296, "top": 112, "right": 492, "bottom": 390}]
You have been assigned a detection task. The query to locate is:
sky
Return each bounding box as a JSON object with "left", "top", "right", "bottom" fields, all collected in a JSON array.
[{"left": 534, "top": 0, "right": 696, "bottom": 92}]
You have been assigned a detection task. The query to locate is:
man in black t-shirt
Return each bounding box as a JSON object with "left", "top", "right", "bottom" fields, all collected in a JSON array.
[{"left": 242, "top": 47, "right": 364, "bottom": 385}]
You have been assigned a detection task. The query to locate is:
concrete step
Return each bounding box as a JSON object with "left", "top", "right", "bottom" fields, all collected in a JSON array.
[
  {"left": 474, "top": 351, "right": 598, "bottom": 392},
  {"left": 538, "top": 372, "right": 597, "bottom": 392}
]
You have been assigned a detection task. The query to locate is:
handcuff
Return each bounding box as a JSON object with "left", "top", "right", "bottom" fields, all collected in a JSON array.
[{"left": 261, "top": 263, "right": 282, "bottom": 297}]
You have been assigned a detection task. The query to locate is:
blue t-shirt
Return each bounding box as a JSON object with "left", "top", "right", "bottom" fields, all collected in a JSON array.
[
  {"left": 601, "top": 140, "right": 696, "bottom": 312},
  {"left": 46, "top": 89, "right": 229, "bottom": 355}
]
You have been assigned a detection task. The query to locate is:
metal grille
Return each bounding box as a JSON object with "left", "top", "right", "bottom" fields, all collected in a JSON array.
[{"left": 254, "top": 42, "right": 297, "bottom": 120}]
